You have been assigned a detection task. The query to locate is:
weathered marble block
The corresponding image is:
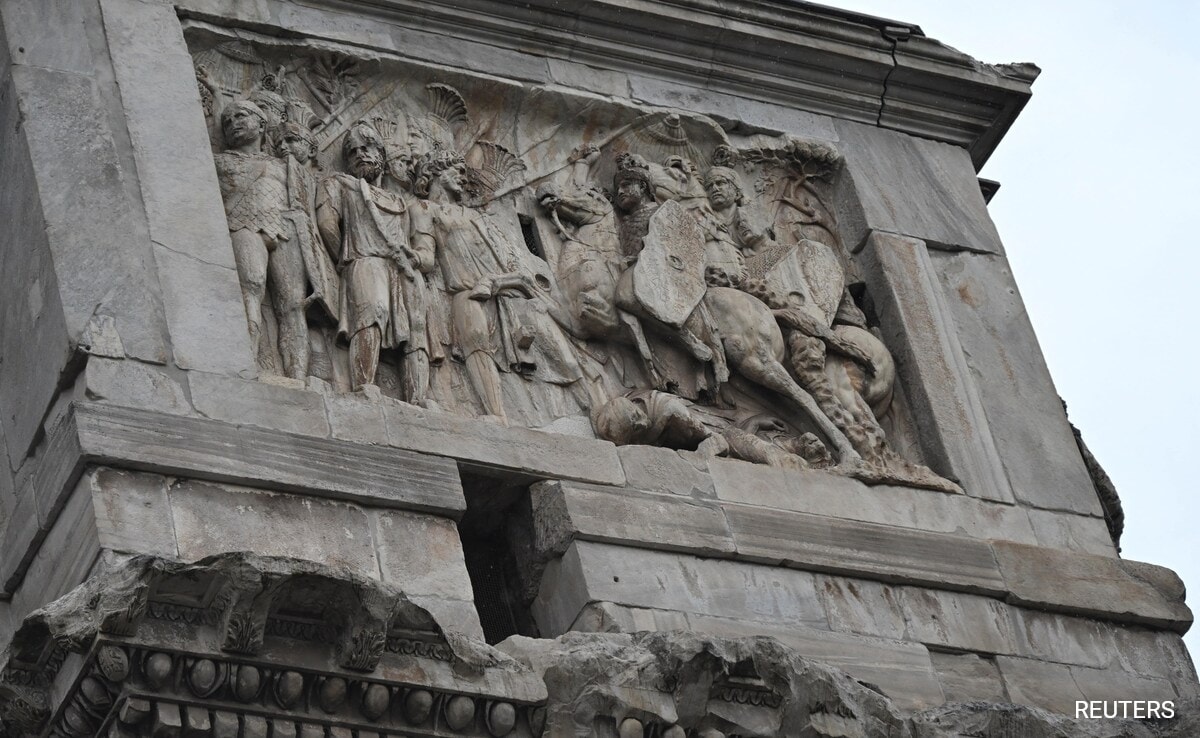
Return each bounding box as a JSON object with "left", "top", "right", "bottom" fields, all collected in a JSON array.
[{"left": 0, "top": 0, "right": 1193, "bottom": 735}]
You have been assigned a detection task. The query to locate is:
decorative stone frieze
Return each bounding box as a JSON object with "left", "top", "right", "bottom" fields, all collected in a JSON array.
[{"left": 0, "top": 0, "right": 1193, "bottom": 735}]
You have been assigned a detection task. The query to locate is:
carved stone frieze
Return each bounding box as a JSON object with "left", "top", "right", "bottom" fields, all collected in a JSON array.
[
  {"left": 0, "top": 555, "right": 536, "bottom": 738},
  {"left": 43, "top": 644, "right": 536, "bottom": 738},
  {"left": 184, "top": 25, "right": 959, "bottom": 493}
]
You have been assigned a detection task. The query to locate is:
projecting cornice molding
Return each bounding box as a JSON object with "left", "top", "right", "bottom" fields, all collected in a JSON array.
[{"left": 178, "top": 0, "right": 1038, "bottom": 168}]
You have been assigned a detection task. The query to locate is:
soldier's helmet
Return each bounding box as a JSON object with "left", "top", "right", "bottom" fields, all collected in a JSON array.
[{"left": 613, "top": 152, "right": 653, "bottom": 195}]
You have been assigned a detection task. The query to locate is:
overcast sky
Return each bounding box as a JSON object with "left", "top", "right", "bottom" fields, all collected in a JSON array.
[{"left": 830, "top": 0, "right": 1200, "bottom": 655}]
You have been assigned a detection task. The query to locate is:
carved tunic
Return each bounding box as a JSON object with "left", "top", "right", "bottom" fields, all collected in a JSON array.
[
  {"left": 318, "top": 173, "right": 435, "bottom": 352},
  {"left": 430, "top": 202, "right": 526, "bottom": 365},
  {"left": 430, "top": 203, "right": 523, "bottom": 293},
  {"left": 283, "top": 157, "right": 339, "bottom": 320},
  {"left": 215, "top": 151, "right": 290, "bottom": 240},
  {"left": 430, "top": 202, "right": 581, "bottom": 384}
]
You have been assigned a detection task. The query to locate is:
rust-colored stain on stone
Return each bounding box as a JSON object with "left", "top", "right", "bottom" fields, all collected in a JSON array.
[{"left": 957, "top": 282, "right": 977, "bottom": 308}]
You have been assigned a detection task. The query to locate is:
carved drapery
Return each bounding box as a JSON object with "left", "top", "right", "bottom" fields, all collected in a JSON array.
[{"left": 189, "top": 28, "right": 956, "bottom": 491}]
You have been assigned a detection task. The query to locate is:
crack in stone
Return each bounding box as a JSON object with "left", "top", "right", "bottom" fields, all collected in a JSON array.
[
  {"left": 150, "top": 239, "right": 230, "bottom": 270},
  {"left": 876, "top": 30, "right": 900, "bottom": 127}
]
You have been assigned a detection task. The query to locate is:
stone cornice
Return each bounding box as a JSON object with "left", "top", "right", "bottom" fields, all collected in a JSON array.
[{"left": 194, "top": 0, "right": 1036, "bottom": 168}]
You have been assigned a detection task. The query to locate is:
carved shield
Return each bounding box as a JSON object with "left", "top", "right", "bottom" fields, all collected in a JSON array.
[
  {"left": 632, "top": 200, "right": 706, "bottom": 328},
  {"left": 761, "top": 238, "right": 845, "bottom": 326}
]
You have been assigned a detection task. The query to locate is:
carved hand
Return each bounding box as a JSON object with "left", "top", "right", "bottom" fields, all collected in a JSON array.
[
  {"left": 569, "top": 144, "right": 601, "bottom": 165},
  {"left": 195, "top": 64, "right": 216, "bottom": 91},
  {"left": 743, "top": 415, "right": 788, "bottom": 435},
  {"left": 490, "top": 271, "right": 538, "bottom": 298},
  {"left": 467, "top": 277, "right": 495, "bottom": 301}
]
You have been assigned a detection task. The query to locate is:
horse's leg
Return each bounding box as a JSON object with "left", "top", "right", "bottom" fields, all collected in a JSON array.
[
  {"left": 618, "top": 309, "right": 665, "bottom": 388},
  {"left": 690, "top": 301, "right": 729, "bottom": 384},
  {"left": 703, "top": 287, "right": 860, "bottom": 462},
  {"left": 734, "top": 350, "right": 859, "bottom": 460}
]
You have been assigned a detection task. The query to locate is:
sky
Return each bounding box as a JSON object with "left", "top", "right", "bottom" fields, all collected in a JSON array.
[{"left": 829, "top": 0, "right": 1200, "bottom": 655}]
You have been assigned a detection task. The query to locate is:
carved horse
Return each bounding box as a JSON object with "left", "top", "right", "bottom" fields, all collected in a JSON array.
[
  {"left": 611, "top": 259, "right": 861, "bottom": 462},
  {"left": 684, "top": 286, "right": 862, "bottom": 463}
]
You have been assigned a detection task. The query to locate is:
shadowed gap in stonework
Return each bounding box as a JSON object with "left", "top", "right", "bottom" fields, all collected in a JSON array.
[{"left": 457, "top": 472, "right": 542, "bottom": 644}]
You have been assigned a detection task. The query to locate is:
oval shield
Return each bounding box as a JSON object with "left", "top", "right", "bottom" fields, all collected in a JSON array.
[{"left": 632, "top": 200, "right": 707, "bottom": 328}]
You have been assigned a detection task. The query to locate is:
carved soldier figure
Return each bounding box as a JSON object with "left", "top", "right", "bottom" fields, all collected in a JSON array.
[
  {"left": 610, "top": 154, "right": 722, "bottom": 385},
  {"left": 419, "top": 150, "right": 527, "bottom": 419},
  {"left": 276, "top": 121, "right": 318, "bottom": 166},
  {"left": 613, "top": 153, "right": 660, "bottom": 263},
  {"left": 214, "top": 100, "right": 313, "bottom": 380},
  {"left": 536, "top": 145, "right": 622, "bottom": 338},
  {"left": 417, "top": 149, "right": 580, "bottom": 421},
  {"left": 643, "top": 154, "right": 747, "bottom": 287},
  {"left": 276, "top": 121, "right": 340, "bottom": 328},
  {"left": 604, "top": 153, "right": 863, "bottom": 462},
  {"left": 703, "top": 165, "right": 774, "bottom": 258},
  {"left": 249, "top": 87, "right": 288, "bottom": 153},
  {"left": 316, "top": 121, "right": 437, "bottom": 399},
  {"left": 592, "top": 390, "right": 826, "bottom": 471}
]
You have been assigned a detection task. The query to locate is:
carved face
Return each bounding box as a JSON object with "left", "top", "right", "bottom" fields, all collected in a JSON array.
[
  {"left": 346, "top": 139, "right": 385, "bottom": 181},
  {"left": 615, "top": 179, "right": 649, "bottom": 212},
  {"left": 386, "top": 147, "right": 414, "bottom": 187},
  {"left": 705, "top": 176, "right": 738, "bottom": 208},
  {"left": 437, "top": 162, "right": 469, "bottom": 199},
  {"left": 222, "top": 106, "right": 263, "bottom": 148},
  {"left": 279, "top": 132, "right": 315, "bottom": 163},
  {"left": 536, "top": 183, "right": 561, "bottom": 210}
]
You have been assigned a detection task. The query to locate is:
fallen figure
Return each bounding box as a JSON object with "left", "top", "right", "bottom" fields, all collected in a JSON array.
[{"left": 592, "top": 389, "right": 832, "bottom": 471}]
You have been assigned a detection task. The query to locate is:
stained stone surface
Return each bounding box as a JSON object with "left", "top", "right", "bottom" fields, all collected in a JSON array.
[
  {"left": 10, "top": 557, "right": 1194, "bottom": 738},
  {"left": 0, "top": 0, "right": 1195, "bottom": 735}
]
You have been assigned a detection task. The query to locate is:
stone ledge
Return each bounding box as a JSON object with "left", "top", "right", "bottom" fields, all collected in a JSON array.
[
  {"left": 0, "top": 401, "right": 466, "bottom": 596},
  {"left": 86, "top": 359, "right": 626, "bottom": 487},
  {"left": 71, "top": 402, "right": 464, "bottom": 515},
  {"left": 816, "top": 573, "right": 1199, "bottom": 694},
  {"left": 993, "top": 541, "right": 1193, "bottom": 634},
  {"left": 530, "top": 480, "right": 734, "bottom": 558},
  {"left": 691, "top": 455, "right": 1115, "bottom": 557},
  {"left": 379, "top": 400, "right": 626, "bottom": 487},
  {"left": 722, "top": 501, "right": 1007, "bottom": 596},
  {"left": 327, "top": 382, "right": 628, "bottom": 486},
  {"left": 530, "top": 484, "right": 1192, "bottom": 635},
  {"left": 536, "top": 481, "right": 1003, "bottom": 593}
]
